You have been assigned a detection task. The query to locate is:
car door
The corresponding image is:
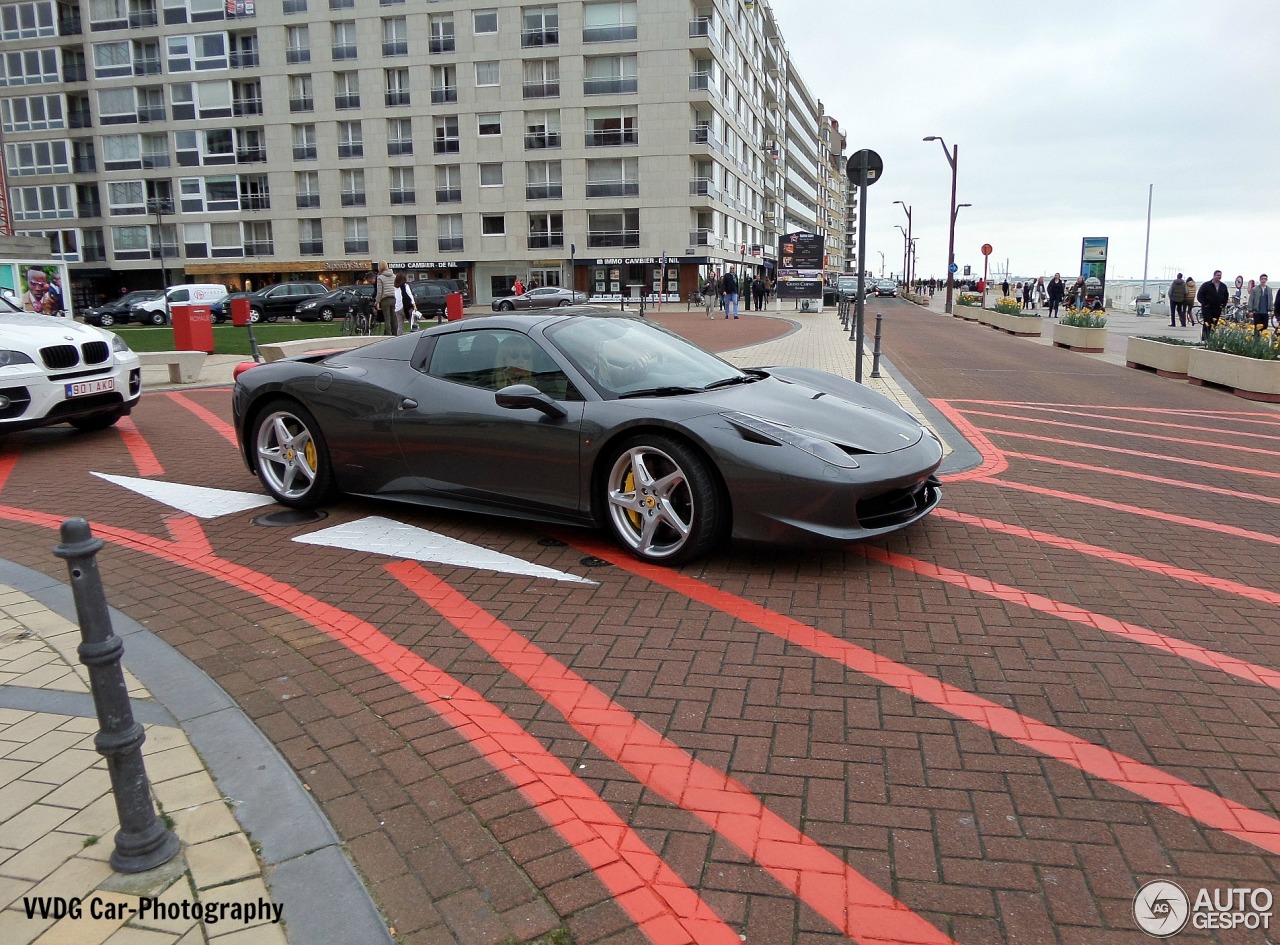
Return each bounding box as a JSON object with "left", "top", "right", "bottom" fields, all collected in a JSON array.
[{"left": 393, "top": 328, "right": 585, "bottom": 516}]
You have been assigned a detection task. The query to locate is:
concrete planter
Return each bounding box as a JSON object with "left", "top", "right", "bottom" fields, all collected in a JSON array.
[
  {"left": 954, "top": 304, "right": 983, "bottom": 321},
  {"left": 1125, "top": 337, "right": 1196, "bottom": 379},
  {"left": 981, "top": 310, "right": 1043, "bottom": 336},
  {"left": 1052, "top": 322, "right": 1108, "bottom": 353},
  {"left": 1187, "top": 348, "right": 1280, "bottom": 402}
]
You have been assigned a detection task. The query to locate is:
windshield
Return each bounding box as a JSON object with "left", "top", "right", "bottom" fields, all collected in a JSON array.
[
  {"left": 547, "top": 316, "right": 745, "bottom": 397},
  {"left": 0, "top": 292, "right": 20, "bottom": 314}
]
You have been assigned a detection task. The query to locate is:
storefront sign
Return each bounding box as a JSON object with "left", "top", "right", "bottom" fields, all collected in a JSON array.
[
  {"left": 320, "top": 260, "right": 371, "bottom": 271},
  {"left": 394, "top": 260, "right": 472, "bottom": 271}
]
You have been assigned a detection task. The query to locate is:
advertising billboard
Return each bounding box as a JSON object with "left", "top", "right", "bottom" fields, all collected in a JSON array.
[
  {"left": 1079, "top": 237, "right": 1108, "bottom": 302},
  {"left": 776, "top": 231, "right": 824, "bottom": 299}
]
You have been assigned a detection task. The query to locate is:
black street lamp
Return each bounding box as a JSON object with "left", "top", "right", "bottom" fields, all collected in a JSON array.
[
  {"left": 147, "top": 197, "right": 174, "bottom": 323},
  {"left": 922, "top": 136, "right": 958, "bottom": 313},
  {"left": 892, "top": 200, "right": 912, "bottom": 288},
  {"left": 896, "top": 225, "right": 909, "bottom": 285}
]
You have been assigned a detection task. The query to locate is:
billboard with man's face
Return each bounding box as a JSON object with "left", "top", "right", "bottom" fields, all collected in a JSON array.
[{"left": 0, "top": 261, "right": 71, "bottom": 316}]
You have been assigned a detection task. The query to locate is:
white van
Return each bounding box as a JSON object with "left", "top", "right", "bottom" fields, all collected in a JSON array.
[{"left": 130, "top": 284, "right": 228, "bottom": 325}]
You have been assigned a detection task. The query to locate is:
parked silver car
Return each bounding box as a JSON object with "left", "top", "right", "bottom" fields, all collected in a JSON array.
[{"left": 491, "top": 287, "right": 588, "bottom": 311}]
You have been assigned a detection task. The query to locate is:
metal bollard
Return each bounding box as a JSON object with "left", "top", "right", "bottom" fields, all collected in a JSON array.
[
  {"left": 54, "top": 518, "right": 181, "bottom": 874},
  {"left": 871, "top": 312, "right": 883, "bottom": 378}
]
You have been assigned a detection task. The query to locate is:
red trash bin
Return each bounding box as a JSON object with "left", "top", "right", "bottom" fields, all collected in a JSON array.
[
  {"left": 171, "top": 303, "right": 214, "bottom": 353},
  {"left": 446, "top": 292, "right": 464, "bottom": 321},
  {"left": 229, "top": 297, "right": 251, "bottom": 327}
]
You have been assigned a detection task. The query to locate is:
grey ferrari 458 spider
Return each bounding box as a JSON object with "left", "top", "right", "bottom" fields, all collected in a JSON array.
[{"left": 232, "top": 310, "right": 942, "bottom": 564}]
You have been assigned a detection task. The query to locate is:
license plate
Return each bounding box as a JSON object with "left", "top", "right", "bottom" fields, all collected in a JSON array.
[{"left": 65, "top": 378, "right": 115, "bottom": 398}]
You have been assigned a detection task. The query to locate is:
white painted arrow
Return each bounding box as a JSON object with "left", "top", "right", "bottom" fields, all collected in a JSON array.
[
  {"left": 295, "top": 515, "right": 596, "bottom": 585},
  {"left": 92, "top": 472, "right": 277, "bottom": 518}
]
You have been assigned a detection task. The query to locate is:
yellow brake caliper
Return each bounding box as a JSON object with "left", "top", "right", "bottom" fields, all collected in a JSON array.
[{"left": 624, "top": 469, "right": 642, "bottom": 530}]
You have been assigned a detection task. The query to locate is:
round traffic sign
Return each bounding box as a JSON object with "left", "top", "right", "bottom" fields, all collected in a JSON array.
[
  {"left": 981, "top": 243, "right": 993, "bottom": 257},
  {"left": 948, "top": 263, "right": 959, "bottom": 273},
  {"left": 845, "top": 150, "right": 883, "bottom": 186}
]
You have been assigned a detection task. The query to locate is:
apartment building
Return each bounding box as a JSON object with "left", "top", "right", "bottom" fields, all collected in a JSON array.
[{"left": 0, "top": 0, "right": 839, "bottom": 307}]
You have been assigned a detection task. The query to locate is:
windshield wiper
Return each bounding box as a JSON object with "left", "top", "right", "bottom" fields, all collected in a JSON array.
[
  {"left": 701, "top": 375, "right": 754, "bottom": 391},
  {"left": 617, "top": 386, "right": 702, "bottom": 399}
]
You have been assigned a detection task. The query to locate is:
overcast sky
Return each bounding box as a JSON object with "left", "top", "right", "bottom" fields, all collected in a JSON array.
[{"left": 771, "top": 1, "right": 1280, "bottom": 285}]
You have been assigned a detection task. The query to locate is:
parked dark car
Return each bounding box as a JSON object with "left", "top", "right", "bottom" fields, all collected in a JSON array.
[
  {"left": 81, "top": 290, "right": 161, "bottom": 327},
  {"left": 232, "top": 311, "right": 943, "bottom": 565},
  {"left": 218, "top": 282, "right": 329, "bottom": 323},
  {"left": 294, "top": 285, "right": 374, "bottom": 322},
  {"left": 405, "top": 280, "right": 454, "bottom": 320}
]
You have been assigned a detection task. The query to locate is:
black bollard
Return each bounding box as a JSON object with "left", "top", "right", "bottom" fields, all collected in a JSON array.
[
  {"left": 871, "top": 313, "right": 884, "bottom": 379},
  {"left": 54, "top": 518, "right": 180, "bottom": 874}
]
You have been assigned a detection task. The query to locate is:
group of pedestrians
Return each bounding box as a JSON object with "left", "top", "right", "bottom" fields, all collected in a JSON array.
[
  {"left": 1169, "top": 270, "right": 1276, "bottom": 339},
  {"left": 373, "top": 261, "right": 417, "bottom": 335},
  {"left": 700, "top": 267, "right": 772, "bottom": 319}
]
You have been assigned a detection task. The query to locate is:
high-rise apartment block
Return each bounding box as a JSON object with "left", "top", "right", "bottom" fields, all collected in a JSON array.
[{"left": 0, "top": 0, "right": 847, "bottom": 307}]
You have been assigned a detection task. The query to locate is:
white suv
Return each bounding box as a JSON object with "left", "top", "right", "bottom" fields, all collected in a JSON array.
[{"left": 0, "top": 294, "right": 141, "bottom": 433}]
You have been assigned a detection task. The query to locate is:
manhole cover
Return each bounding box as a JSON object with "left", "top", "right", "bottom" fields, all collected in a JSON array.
[
  {"left": 252, "top": 509, "right": 328, "bottom": 527},
  {"left": 579, "top": 555, "right": 613, "bottom": 568},
  {"left": 538, "top": 537, "right": 566, "bottom": 547}
]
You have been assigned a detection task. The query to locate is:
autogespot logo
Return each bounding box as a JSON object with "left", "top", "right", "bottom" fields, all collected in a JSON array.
[{"left": 1134, "top": 881, "right": 1190, "bottom": 937}]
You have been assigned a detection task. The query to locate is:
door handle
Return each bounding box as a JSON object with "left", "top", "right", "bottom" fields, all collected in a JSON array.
[{"left": 399, "top": 398, "right": 418, "bottom": 409}]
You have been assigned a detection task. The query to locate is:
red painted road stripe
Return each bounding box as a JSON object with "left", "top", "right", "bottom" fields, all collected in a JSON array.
[
  {"left": 931, "top": 507, "right": 1280, "bottom": 607},
  {"left": 963, "top": 409, "right": 1280, "bottom": 458},
  {"left": 0, "top": 453, "right": 15, "bottom": 493},
  {"left": 929, "top": 399, "right": 1007, "bottom": 481},
  {"left": 988, "top": 478, "right": 1280, "bottom": 547},
  {"left": 1003, "top": 451, "right": 1280, "bottom": 507},
  {"left": 567, "top": 537, "right": 1280, "bottom": 856},
  {"left": 165, "top": 391, "right": 238, "bottom": 446},
  {"left": 0, "top": 507, "right": 740, "bottom": 945},
  {"left": 114, "top": 415, "right": 164, "bottom": 477},
  {"left": 952, "top": 404, "right": 1280, "bottom": 443},
  {"left": 975, "top": 427, "right": 1280, "bottom": 481},
  {"left": 390, "top": 561, "right": 959, "bottom": 945},
  {"left": 947, "top": 399, "right": 1280, "bottom": 420}
]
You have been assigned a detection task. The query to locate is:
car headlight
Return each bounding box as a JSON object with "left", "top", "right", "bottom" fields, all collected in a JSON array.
[
  {"left": 0, "top": 349, "right": 35, "bottom": 368},
  {"left": 722, "top": 411, "right": 861, "bottom": 468},
  {"left": 111, "top": 335, "right": 133, "bottom": 354},
  {"left": 299, "top": 300, "right": 317, "bottom": 310}
]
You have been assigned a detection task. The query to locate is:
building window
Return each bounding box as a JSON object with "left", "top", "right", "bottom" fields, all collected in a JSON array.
[
  {"left": 299, "top": 218, "right": 323, "bottom": 256},
  {"left": 522, "top": 59, "right": 559, "bottom": 99},
  {"left": 587, "top": 209, "right": 639, "bottom": 248},
  {"left": 429, "top": 13, "right": 454, "bottom": 53},
  {"left": 433, "top": 116, "right": 459, "bottom": 154},
  {"left": 337, "top": 120, "right": 362, "bottom": 159},
  {"left": 525, "top": 160, "right": 561, "bottom": 200},
  {"left": 107, "top": 180, "right": 146, "bottom": 216},
  {"left": 437, "top": 214, "right": 463, "bottom": 252},
  {"left": 479, "top": 163, "right": 502, "bottom": 187},
  {"left": 430, "top": 64, "right": 457, "bottom": 104},
  {"left": 481, "top": 215, "right": 505, "bottom": 236},
  {"left": 296, "top": 170, "right": 320, "bottom": 209},
  {"left": 288, "top": 74, "right": 313, "bottom": 112},
  {"left": 285, "top": 25, "right": 310, "bottom": 64},
  {"left": 382, "top": 16, "right": 407, "bottom": 56},
  {"left": 523, "top": 109, "right": 561, "bottom": 149},
  {"left": 387, "top": 117, "right": 412, "bottom": 155},
  {"left": 527, "top": 212, "right": 563, "bottom": 249},
  {"left": 244, "top": 220, "right": 273, "bottom": 256},
  {"left": 586, "top": 157, "right": 639, "bottom": 198},
  {"left": 340, "top": 168, "right": 365, "bottom": 207},
  {"left": 331, "top": 20, "right": 357, "bottom": 60},
  {"left": 473, "top": 9, "right": 497, "bottom": 33},
  {"left": 585, "top": 105, "right": 636, "bottom": 146},
  {"left": 385, "top": 67, "right": 411, "bottom": 107},
  {"left": 583, "top": 1, "right": 637, "bottom": 43},
  {"left": 475, "top": 60, "right": 499, "bottom": 87},
  {"left": 344, "top": 217, "right": 368, "bottom": 254},
  {"left": 584, "top": 54, "right": 637, "bottom": 95},
  {"left": 393, "top": 215, "right": 417, "bottom": 252},
  {"left": 389, "top": 166, "right": 414, "bottom": 205},
  {"left": 477, "top": 112, "right": 501, "bottom": 136},
  {"left": 1, "top": 94, "right": 65, "bottom": 133},
  {"left": 521, "top": 6, "right": 558, "bottom": 47},
  {"left": 292, "top": 123, "right": 316, "bottom": 160},
  {"left": 92, "top": 41, "right": 131, "bottom": 80},
  {"left": 435, "top": 165, "right": 460, "bottom": 204},
  {"left": 334, "top": 70, "right": 359, "bottom": 109}
]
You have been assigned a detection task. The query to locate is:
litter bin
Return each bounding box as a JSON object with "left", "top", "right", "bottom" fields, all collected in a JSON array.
[
  {"left": 171, "top": 303, "right": 214, "bottom": 353},
  {"left": 229, "top": 297, "right": 251, "bottom": 327},
  {"left": 445, "top": 291, "right": 464, "bottom": 321},
  {"left": 1135, "top": 293, "right": 1152, "bottom": 317}
]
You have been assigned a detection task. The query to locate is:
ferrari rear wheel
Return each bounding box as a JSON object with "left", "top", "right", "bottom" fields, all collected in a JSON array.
[
  {"left": 498, "top": 301, "right": 514, "bottom": 311},
  {"left": 253, "top": 400, "right": 336, "bottom": 508},
  {"left": 604, "top": 434, "right": 722, "bottom": 564}
]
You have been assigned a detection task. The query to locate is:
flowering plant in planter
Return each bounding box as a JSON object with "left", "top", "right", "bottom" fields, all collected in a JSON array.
[
  {"left": 957, "top": 292, "right": 980, "bottom": 307},
  {"left": 1205, "top": 323, "right": 1280, "bottom": 360},
  {"left": 1061, "top": 308, "right": 1107, "bottom": 328},
  {"left": 993, "top": 297, "right": 1025, "bottom": 315}
]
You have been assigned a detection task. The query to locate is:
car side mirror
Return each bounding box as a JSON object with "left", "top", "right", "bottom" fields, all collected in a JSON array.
[{"left": 495, "top": 383, "right": 567, "bottom": 418}]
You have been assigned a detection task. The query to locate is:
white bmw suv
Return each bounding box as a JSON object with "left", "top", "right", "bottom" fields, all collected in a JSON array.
[{"left": 0, "top": 295, "right": 142, "bottom": 433}]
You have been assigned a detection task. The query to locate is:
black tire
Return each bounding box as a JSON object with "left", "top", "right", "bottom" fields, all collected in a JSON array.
[
  {"left": 602, "top": 433, "right": 723, "bottom": 564},
  {"left": 147, "top": 310, "right": 166, "bottom": 326},
  {"left": 98, "top": 312, "right": 115, "bottom": 327},
  {"left": 498, "top": 301, "right": 514, "bottom": 311},
  {"left": 319, "top": 307, "right": 335, "bottom": 322},
  {"left": 557, "top": 299, "right": 570, "bottom": 307},
  {"left": 249, "top": 307, "right": 263, "bottom": 324},
  {"left": 69, "top": 407, "right": 127, "bottom": 432},
  {"left": 251, "top": 399, "right": 337, "bottom": 509}
]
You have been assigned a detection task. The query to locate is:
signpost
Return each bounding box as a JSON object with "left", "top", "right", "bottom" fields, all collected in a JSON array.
[
  {"left": 981, "top": 242, "right": 992, "bottom": 307},
  {"left": 845, "top": 149, "right": 882, "bottom": 383}
]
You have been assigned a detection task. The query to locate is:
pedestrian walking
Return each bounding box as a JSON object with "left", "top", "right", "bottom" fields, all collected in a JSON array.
[
  {"left": 702, "top": 269, "right": 719, "bottom": 319},
  {"left": 1247, "top": 274, "right": 1272, "bottom": 332},
  {"left": 1184, "top": 276, "right": 1197, "bottom": 324},
  {"left": 512, "top": 276, "right": 525, "bottom": 297},
  {"left": 1168, "top": 273, "right": 1187, "bottom": 327},
  {"left": 1197, "top": 270, "right": 1229, "bottom": 341},
  {"left": 400, "top": 275, "right": 420, "bottom": 332},
  {"left": 752, "top": 275, "right": 765, "bottom": 312},
  {"left": 1001, "top": 278, "right": 1010, "bottom": 298},
  {"left": 374, "top": 261, "right": 397, "bottom": 332},
  {"left": 721, "top": 267, "right": 740, "bottom": 318}
]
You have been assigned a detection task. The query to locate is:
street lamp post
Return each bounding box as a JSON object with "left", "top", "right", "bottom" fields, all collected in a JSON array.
[
  {"left": 147, "top": 197, "right": 174, "bottom": 323},
  {"left": 896, "top": 225, "right": 909, "bottom": 285},
  {"left": 877, "top": 250, "right": 884, "bottom": 279},
  {"left": 893, "top": 201, "right": 912, "bottom": 290},
  {"left": 923, "top": 136, "right": 958, "bottom": 314}
]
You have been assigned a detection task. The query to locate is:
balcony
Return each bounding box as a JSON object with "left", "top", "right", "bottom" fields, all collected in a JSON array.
[
  {"left": 296, "top": 194, "right": 320, "bottom": 208},
  {"left": 337, "top": 143, "right": 363, "bottom": 158},
  {"left": 428, "top": 35, "right": 454, "bottom": 54},
  {"left": 340, "top": 192, "right": 366, "bottom": 207},
  {"left": 83, "top": 244, "right": 106, "bottom": 262},
  {"left": 525, "top": 183, "right": 562, "bottom": 200},
  {"left": 244, "top": 241, "right": 274, "bottom": 256},
  {"left": 587, "top": 229, "right": 639, "bottom": 249},
  {"left": 72, "top": 156, "right": 96, "bottom": 173},
  {"left": 437, "top": 236, "right": 464, "bottom": 252},
  {"left": 69, "top": 108, "right": 92, "bottom": 128},
  {"left": 430, "top": 86, "right": 457, "bottom": 104},
  {"left": 331, "top": 44, "right": 357, "bottom": 61},
  {"left": 585, "top": 128, "right": 637, "bottom": 147},
  {"left": 387, "top": 140, "right": 413, "bottom": 156},
  {"left": 521, "top": 28, "right": 558, "bottom": 47},
  {"left": 585, "top": 180, "right": 638, "bottom": 198},
  {"left": 132, "top": 57, "right": 161, "bottom": 76},
  {"left": 230, "top": 49, "right": 260, "bottom": 68},
  {"left": 334, "top": 94, "right": 360, "bottom": 109},
  {"left": 382, "top": 40, "right": 407, "bottom": 56},
  {"left": 293, "top": 144, "right": 317, "bottom": 160},
  {"left": 435, "top": 187, "right": 461, "bottom": 203},
  {"left": 142, "top": 153, "right": 170, "bottom": 168},
  {"left": 78, "top": 201, "right": 102, "bottom": 219},
  {"left": 128, "top": 10, "right": 158, "bottom": 27},
  {"left": 137, "top": 106, "right": 166, "bottom": 122},
  {"left": 689, "top": 177, "right": 718, "bottom": 198},
  {"left": 385, "top": 90, "right": 410, "bottom": 107},
  {"left": 524, "top": 131, "right": 561, "bottom": 150},
  {"left": 690, "top": 125, "right": 711, "bottom": 145},
  {"left": 689, "top": 72, "right": 710, "bottom": 91},
  {"left": 63, "top": 63, "right": 87, "bottom": 82},
  {"left": 345, "top": 239, "right": 369, "bottom": 253},
  {"left": 241, "top": 195, "right": 270, "bottom": 210},
  {"left": 527, "top": 232, "right": 564, "bottom": 249},
  {"left": 300, "top": 240, "right": 324, "bottom": 256},
  {"left": 236, "top": 147, "right": 266, "bottom": 163},
  {"left": 148, "top": 241, "right": 178, "bottom": 259},
  {"left": 389, "top": 189, "right": 415, "bottom": 205},
  {"left": 688, "top": 18, "right": 712, "bottom": 40},
  {"left": 392, "top": 237, "right": 417, "bottom": 253},
  {"left": 688, "top": 229, "right": 712, "bottom": 246},
  {"left": 233, "top": 98, "right": 263, "bottom": 116},
  {"left": 583, "top": 24, "right": 636, "bottom": 43},
  {"left": 58, "top": 13, "right": 82, "bottom": 35},
  {"left": 285, "top": 47, "right": 310, "bottom": 64},
  {"left": 522, "top": 80, "right": 559, "bottom": 99},
  {"left": 583, "top": 76, "right": 636, "bottom": 95},
  {"left": 432, "top": 138, "right": 459, "bottom": 155}
]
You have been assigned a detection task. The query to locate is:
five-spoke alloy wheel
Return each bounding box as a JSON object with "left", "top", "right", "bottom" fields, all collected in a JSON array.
[{"left": 252, "top": 401, "right": 335, "bottom": 508}]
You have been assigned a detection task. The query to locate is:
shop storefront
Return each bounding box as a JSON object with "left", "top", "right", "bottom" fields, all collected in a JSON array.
[{"left": 185, "top": 259, "right": 373, "bottom": 293}]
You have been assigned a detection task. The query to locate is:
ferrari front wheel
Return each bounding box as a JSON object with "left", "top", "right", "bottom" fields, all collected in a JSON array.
[
  {"left": 252, "top": 400, "right": 336, "bottom": 508},
  {"left": 604, "top": 434, "right": 722, "bottom": 564}
]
